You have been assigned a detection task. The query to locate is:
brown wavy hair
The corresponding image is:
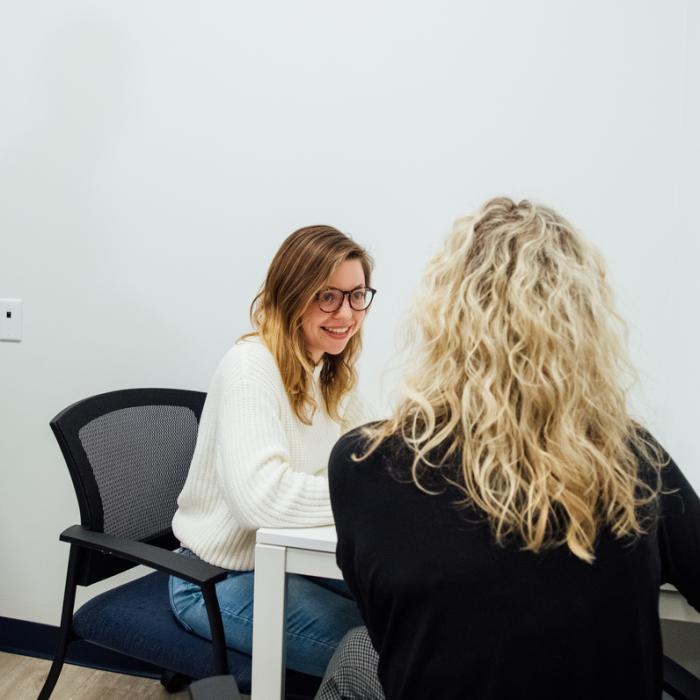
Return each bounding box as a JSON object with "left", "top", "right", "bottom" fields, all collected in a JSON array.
[
  {"left": 361, "top": 197, "right": 664, "bottom": 563},
  {"left": 246, "top": 225, "right": 373, "bottom": 424}
]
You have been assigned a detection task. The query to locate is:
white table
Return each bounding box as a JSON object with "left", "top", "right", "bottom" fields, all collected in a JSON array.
[
  {"left": 250, "top": 525, "right": 700, "bottom": 700},
  {"left": 251, "top": 526, "right": 341, "bottom": 700},
  {"left": 660, "top": 584, "right": 700, "bottom": 625}
]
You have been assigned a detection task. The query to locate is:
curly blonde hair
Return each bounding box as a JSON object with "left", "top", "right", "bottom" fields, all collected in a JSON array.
[
  {"left": 361, "top": 197, "right": 663, "bottom": 563},
  {"left": 246, "top": 225, "right": 373, "bottom": 425}
]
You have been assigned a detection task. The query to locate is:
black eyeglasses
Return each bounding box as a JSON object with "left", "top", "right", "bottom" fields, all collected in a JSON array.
[{"left": 314, "top": 287, "right": 377, "bottom": 313}]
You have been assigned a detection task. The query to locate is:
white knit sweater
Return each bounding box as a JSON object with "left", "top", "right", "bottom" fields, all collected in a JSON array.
[{"left": 172, "top": 337, "right": 374, "bottom": 571}]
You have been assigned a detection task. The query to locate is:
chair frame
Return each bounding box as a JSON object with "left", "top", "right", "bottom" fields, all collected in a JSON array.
[{"left": 39, "top": 389, "right": 231, "bottom": 699}]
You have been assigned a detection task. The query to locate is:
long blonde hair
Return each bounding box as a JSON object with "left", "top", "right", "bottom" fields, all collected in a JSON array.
[
  {"left": 361, "top": 197, "right": 663, "bottom": 563},
  {"left": 247, "top": 225, "right": 373, "bottom": 424}
]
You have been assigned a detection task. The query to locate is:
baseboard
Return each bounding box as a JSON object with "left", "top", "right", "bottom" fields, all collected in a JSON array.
[{"left": 0, "top": 616, "right": 162, "bottom": 679}]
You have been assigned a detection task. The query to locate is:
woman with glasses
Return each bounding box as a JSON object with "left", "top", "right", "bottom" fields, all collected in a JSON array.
[
  {"left": 170, "top": 225, "right": 377, "bottom": 682},
  {"left": 318, "top": 198, "right": 700, "bottom": 700}
]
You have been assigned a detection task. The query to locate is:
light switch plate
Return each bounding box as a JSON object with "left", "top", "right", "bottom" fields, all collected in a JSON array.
[{"left": 0, "top": 299, "right": 23, "bottom": 342}]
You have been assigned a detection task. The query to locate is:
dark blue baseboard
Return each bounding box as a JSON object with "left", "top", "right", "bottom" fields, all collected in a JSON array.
[{"left": 0, "top": 615, "right": 162, "bottom": 679}]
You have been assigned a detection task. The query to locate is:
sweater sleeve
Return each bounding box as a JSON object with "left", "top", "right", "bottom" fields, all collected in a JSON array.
[
  {"left": 657, "top": 454, "right": 700, "bottom": 613},
  {"left": 328, "top": 431, "right": 366, "bottom": 612},
  {"left": 213, "top": 374, "right": 334, "bottom": 530},
  {"left": 329, "top": 431, "right": 391, "bottom": 658}
]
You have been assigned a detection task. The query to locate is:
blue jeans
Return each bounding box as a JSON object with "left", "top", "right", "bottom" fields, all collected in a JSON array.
[{"left": 168, "top": 548, "right": 363, "bottom": 678}]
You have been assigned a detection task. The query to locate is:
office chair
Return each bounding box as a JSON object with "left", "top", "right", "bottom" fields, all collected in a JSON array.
[{"left": 38, "top": 388, "right": 321, "bottom": 699}]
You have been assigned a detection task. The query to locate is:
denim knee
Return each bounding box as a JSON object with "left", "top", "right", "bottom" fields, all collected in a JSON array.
[{"left": 168, "top": 552, "right": 362, "bottom": 679}]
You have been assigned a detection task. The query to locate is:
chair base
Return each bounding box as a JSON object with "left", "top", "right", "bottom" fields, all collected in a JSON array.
[{"left": 188, "top": 675, "right": 242, "bottom": 700}]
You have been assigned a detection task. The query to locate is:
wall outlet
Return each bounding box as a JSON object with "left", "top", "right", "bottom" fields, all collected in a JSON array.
[{"left": 0, "top": 299, "right": 23, "bottom": 342}]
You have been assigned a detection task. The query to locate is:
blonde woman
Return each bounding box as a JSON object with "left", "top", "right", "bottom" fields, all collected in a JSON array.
[
  {"left": 320, "top": 199, "right": 699, "bottom": 700},
  {"left": 170, "top": 226, "right": 376, "bottom": 683}
]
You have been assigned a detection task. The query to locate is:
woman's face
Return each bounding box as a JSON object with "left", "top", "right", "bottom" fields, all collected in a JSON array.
[{"left": 301, "top": 258, "right": 367, "bottom": 364}]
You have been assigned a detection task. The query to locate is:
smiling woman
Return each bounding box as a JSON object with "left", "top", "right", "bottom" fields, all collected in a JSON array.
[
  {"left": 302, "top": 260, "right": 376, "bottom": 363},
  {"left": 168, "top": 225, "right": 377, "bottom": 687},
  {"left": 250, "top": 225, "right": 375, "bottom": 424}
]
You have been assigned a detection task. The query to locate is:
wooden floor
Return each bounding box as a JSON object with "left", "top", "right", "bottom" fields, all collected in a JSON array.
[{"left": 0, "top": 651, "right": 189, "bottom": 700}]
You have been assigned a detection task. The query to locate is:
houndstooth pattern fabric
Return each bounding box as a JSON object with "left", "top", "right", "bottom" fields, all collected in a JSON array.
[{"left": 316, "top": 626, "right": 385, "bottom": 700}]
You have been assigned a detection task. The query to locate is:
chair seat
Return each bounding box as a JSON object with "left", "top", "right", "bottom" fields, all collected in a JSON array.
[
  {"left": 73, "top": 571, "right": 320, "bottom": 697},
  {"left": 73, "top": 571, "right": 253, "bottom": 689}
]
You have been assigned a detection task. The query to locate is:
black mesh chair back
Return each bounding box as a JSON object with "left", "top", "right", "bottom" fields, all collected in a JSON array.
[{"left": 51, "top": 388, "right": 205, "bottom": 584}]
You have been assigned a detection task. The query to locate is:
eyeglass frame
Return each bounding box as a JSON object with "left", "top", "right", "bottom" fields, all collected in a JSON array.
[{"left": 313, "top": 286, "right": 377, "bottom": 313}]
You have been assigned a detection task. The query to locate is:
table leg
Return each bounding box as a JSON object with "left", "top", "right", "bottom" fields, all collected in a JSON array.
[{"left": 251, "top": 543, "right": 288, "bottom": 700}]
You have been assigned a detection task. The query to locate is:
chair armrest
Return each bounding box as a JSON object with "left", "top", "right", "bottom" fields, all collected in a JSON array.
[
  {"left": 664, "top": 655, "right": 700, "bottom": 700},
  {"left": 59, "top": 525, "right": 230, "bottom": 586}
]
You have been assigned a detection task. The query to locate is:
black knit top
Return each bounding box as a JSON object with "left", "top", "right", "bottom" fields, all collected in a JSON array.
[{"left": 329, "top": 430, "right": 700, "bottom": 700}]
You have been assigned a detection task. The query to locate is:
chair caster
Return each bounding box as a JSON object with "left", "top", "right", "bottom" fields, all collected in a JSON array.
[{"left": 160, "top": 670, "right": 192, "bottom": 693}]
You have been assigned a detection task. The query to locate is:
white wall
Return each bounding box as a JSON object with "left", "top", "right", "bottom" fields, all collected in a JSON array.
[{"left": 1, "top": 0, "right": 697, "bottom": 625}]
